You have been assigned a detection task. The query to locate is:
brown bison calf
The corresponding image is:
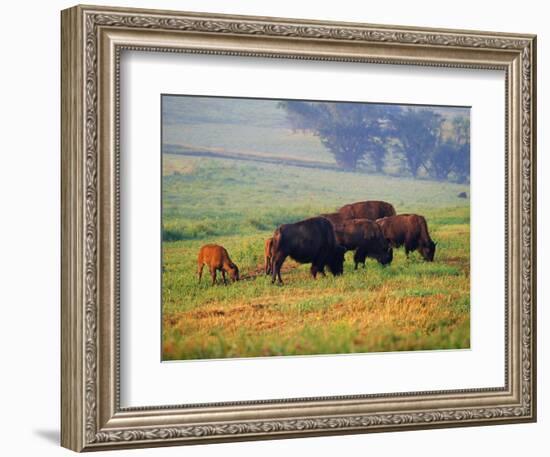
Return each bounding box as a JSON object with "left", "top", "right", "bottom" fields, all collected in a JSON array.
[
  {"left": 376, "top": 214, "right": 436, "bottom": 261},
  {"left": 264, "top": 237, "right": 274, "bottom": 275},
  {"left": 338, "top": 200, "right": 396, "bottom": 221},
  {"left": 197, "top": 244, "right": 239, "bottom": 285}
]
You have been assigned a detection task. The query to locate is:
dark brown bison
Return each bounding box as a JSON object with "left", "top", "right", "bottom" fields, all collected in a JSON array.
[
  {"left": 264, "top": 237, "right": 274, "bottom": 275},
  {"left": 197, "top": 244, "right": 239, "bottom": 285},
  {"left": 376, "top": 214, "right": 436, "bottom": 261},
  {"left": 334, "top": 219, "right": 393, "bottom": 268},
  {"left": 270, "top": 217, "right": 346, "bottom": 285},
  {"left": 338, "top": 200, "right": 396, "bottom": 221},
  {"left": 320, "top": 212, "right": 346, "bottom": 226}
]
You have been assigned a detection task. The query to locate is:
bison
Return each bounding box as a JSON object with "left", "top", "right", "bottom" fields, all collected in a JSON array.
[
  {"left": 320, "top": 212, "right": 346, "bottom": 226},
  {"left": 264, "top": 237, "right": 274, "bottom": 275},
  {"left": 270, "top": 216, "right": 345, "bottom": 285},
  {"left": 338, "top": 200, "right": 396, "bottom": 221},
  {"left": 197, "top": 244, "right": 240, "bottom": 285},
  {"left": 333, "top": 218, "right": 393, "bottom": 268},
  {"left": 376, "top": 214, "right": 436, "bottom": 261}
]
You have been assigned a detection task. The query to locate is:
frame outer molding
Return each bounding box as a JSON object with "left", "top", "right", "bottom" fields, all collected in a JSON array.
[
  {"left": 61, "top": 4, "right": 536, "bottom": 452},
  {"left": 61, "top": 6, "right": 86, "bottom": 452}
]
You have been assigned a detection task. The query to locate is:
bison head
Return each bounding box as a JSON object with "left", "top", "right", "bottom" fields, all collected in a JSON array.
[
  {"left": 374, "top": 238, "right": 393, "bottom": 265},
  {"left": 377, "top": 246, "right": 393, "bottom": 265},
  {"left": 228, "top": 263, "right": 240, "bottom": 281},
  {"left": 327, "top": 245, "right": 346, "bottom": 276},
  {"left": 420, "top": 240, "right": 436, "bottom": 262}
]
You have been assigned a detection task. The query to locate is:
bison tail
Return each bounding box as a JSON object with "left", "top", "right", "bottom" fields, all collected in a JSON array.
[
  {"left": 271, "top": 227, "right": 283, "bottom": 253},
  {"left": 270, "top": 228, "right": 285, "bottom": 285}
]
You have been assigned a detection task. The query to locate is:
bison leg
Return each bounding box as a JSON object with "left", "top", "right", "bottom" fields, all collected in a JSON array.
[
  {"left": 405, "top": 238, "right": 417, "bottom": 259},
  {"left": 197, "top": 263, "right": 204, "bottom": 283},
  {"left": 310, "top": 264, "right": 319, "bottom": 279},
  {"left": 221, "top": 270, "right": 227, "bottom": 285},
  {"left": 265, "top": 256, "right": 272, "bottom": 275},
  {"left": 271, "top": 253, "right": 286, "bottom": 285},
  {"left": 311, "top": 262, "right": 326, "bottom": 279},
  {"left": 210, "top": 267, "right": 217, "bottom": 286},
  {"left": 353, "top": 249, "right": 365, "bottom": 269}
]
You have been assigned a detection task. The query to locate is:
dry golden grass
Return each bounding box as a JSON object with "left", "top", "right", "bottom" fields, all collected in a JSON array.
[{"left": 162, "top": 231, "right": 470, "bottom": 360}]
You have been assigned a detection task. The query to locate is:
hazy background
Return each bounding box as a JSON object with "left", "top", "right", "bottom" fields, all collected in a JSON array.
[{"left": 162, "top": 96, "right": 470, "bottom": 181}]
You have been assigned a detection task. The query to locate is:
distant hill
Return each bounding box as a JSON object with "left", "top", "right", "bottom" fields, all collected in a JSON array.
[
  {"left": 161, "top": 95, "right": 470, "bottom": 176},
  {"left": 162, "top": 95, "right": 290, "bottom": 128}
]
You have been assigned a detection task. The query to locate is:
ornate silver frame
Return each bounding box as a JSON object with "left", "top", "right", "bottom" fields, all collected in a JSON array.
[{"left": 61, "top": 4, "right": 537, "bottom": 452}]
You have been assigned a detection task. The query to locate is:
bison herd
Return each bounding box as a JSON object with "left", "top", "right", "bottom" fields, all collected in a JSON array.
[{"left": 197, "top": 200, "right": 437, "bottom": 286}]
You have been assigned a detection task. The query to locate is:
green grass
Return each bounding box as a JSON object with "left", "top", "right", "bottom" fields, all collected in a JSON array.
[
  {"left": 162, "top": 154, "right": 468, "bottom": 241},
  {"left": 162, "top": 154, "right": 470, "bottom": 360}
]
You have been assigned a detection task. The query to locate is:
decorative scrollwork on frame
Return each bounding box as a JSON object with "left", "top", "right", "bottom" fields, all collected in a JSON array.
[
  {"left": 94, "top": 406, "right": 527, "bottom": 443},
  {"left": 82, "top": 10, "right": 534, "bottom": 446}
]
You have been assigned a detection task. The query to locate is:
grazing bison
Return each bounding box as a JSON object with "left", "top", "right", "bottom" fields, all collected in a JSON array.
[
  {"left": 197, "top": 244, "right": 239, "bottom": 285},
  {"left": 338, "top": 200, "right": 396, "bottom": 221},
  {"left": 270, "top": 217, "right": 345, "bottom": 285},
  {"left": 457, "top": 191, "right": 468, "bottom": 199},
  {"left": 264, "top": 237, "right": 274, "bottom": 275},
  {"left": 320, "top": 212, "right": 346, "bottom": 226},
  {"left": 376, "top": 214, "right": 436, "bottom": 261},
  {"left": 334, "top": 219, "right": 393, "bottom": 268}
]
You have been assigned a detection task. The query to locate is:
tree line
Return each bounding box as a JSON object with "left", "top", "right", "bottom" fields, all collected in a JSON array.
[{"left": 278, "top": 101, "right": 470, "bottom": 183}]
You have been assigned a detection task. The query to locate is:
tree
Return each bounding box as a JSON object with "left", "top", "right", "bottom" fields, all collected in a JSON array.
[
  {"left": 449, "top": 117, "right": 470, "bottom": 183},
  {"left": 278, "top": 100, "right": 320, "bottom": 132},
  {"left": 279, "top": 101, "right": 390, "bottom": 171},
  {"left": 363, "top": 136, "right": 389, "bottom": 173},
  {"left": 427, "top": 117, "right": 470, "bottom": 182},
  {"left": 390, "top": 108, "right": 443, "bottom": 178},
  {"left": 430, "top": 139, "right": 456, "bottom": 180},
  {"left": 278, "top": 101, "right": 469, "bottom": 182}
]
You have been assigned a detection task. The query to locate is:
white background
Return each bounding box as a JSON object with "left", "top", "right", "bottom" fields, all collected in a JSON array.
[
  {"left": 121, "top": 53, "right": 504, "bottom": 406},
  {"left": 0, "top": 0, "right": 546, "bottom": 456}
]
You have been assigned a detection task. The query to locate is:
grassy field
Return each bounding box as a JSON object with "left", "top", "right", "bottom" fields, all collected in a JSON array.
[{"left": 161, "top": 154, "right": 470, "bottom": 360}]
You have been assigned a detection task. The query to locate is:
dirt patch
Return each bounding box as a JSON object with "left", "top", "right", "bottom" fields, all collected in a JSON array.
[
  {"left": 191, "top": 309, "right": 226, "bottom": 319},
  {"left": 241, "top": 261, "right": 299, "bottom": 281},
  {"left": 442, "top": 257, "right": 469, "bottom": 275},
  {"left": 443, "top": 256, "right": 466, "bottom": 264}
]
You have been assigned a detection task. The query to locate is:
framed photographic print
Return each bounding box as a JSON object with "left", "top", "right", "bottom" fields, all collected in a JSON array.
[{"left": 61, "top": 4, "right": 537, "bottom": 452}]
